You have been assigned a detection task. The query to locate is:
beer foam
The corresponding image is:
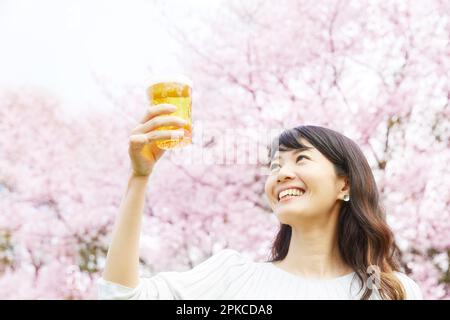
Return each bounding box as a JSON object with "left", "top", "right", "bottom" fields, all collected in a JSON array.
[{"left": 146, "top": 74, "right": 193, "bottom": 88}]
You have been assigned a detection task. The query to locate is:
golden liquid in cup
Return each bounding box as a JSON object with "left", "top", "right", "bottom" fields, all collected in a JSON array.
[{"left": 147, "top": 81, "right": 192, "bottom": 150}]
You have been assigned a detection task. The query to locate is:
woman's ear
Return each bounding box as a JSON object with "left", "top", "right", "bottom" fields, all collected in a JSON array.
[
  {"left": 343, "top": 177, "right": 350, "bottom": 191},
  {"left": 338, "top": 177, "right": 350, "bottom": 198}
]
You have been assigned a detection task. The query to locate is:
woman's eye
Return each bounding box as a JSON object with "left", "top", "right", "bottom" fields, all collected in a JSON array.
[{"left": 269, "top": 155, "right": 307, "bottom": 170}]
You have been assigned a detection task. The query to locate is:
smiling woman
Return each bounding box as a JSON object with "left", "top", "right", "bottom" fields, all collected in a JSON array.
[
  {"left": 97, "top": 123, "right": 422, "bottom": 300},
  {"left": 264, "top": 125, "right": 417, "bottom": 300}
]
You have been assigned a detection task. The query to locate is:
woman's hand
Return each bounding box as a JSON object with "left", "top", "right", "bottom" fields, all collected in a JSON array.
[{"left": 128, "top": 104, "right": 188, "bottom": 177}]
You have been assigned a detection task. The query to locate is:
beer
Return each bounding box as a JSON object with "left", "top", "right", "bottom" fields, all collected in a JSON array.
[{"left": 147, "top": 75, "right": 192, "bottom": 149}]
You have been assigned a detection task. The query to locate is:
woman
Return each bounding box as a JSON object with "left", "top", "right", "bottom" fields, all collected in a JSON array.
[{"left": 97, "top": 103, "right": 422, "bottom": 300}]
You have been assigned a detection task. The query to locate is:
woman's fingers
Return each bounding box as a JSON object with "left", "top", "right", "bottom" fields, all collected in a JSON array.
[
  {"left": 130, "top": 128, "right": 184, "bottom": 144},
  {"left": 144, "top": 129, "right": 185, "bottom": 142},
  {"left": 133, "top": 115, "right": 188, "bottom": 135},
  {"left": 140, "top": 104, "right": 177, "bottom": 124}
]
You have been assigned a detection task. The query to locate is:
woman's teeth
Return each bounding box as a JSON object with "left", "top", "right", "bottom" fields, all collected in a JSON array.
[{"left": 278, "top": 188, "right": 305, "bottom": 201}]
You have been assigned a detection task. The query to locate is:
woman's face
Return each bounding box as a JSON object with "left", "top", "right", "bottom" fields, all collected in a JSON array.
[{"left": 264, "top": 138, "right": 349, "bottom": 224}]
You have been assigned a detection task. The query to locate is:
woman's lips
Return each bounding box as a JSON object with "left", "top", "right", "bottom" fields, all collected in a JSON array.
[{"left": 277, "top": 194, "right": 304, "bottom": 203}]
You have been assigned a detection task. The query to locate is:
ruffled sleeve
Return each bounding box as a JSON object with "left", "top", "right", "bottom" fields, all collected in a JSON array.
[{"left": 97, "top": 249, "right": 248, "bottom": 300}]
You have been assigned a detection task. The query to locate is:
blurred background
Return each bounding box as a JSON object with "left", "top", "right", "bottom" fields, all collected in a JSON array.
[{"left": 0, "top": 0, "right": 449, "bottom": 299}]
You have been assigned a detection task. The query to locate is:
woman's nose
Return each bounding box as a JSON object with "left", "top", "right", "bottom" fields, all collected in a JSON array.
[{"left": 276, "top": 164, "right": 296, "bottom": 182}]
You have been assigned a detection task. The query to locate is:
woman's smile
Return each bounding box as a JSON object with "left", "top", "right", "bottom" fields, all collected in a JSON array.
[
  {"left": 277, "top": 190, "right": 308, "bottom": 205},
  {"left": 278, "top": 194, "right": 305, "bottom": 203}
]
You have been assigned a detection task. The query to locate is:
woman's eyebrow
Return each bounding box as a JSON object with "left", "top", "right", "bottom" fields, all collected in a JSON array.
[{"left": 271, "top": 147, "right": 314, "bottom": 162}]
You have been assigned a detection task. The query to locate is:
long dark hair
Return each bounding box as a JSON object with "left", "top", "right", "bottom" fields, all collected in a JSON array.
[{"left": 267, "top": 125, "right": 405, "bottom": 300}]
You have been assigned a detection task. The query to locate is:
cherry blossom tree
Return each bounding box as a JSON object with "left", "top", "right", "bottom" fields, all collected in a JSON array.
[{"left": 0, "top": 89, "right": 125, "bottom": 298}]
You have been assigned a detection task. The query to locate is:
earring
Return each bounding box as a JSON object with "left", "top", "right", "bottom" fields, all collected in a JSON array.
[{"left": 343, "top": 194, "right": 350, "bottom": 202}]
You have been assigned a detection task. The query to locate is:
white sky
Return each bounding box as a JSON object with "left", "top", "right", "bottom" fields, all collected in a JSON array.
[{"left": 0, "top": 0, "right": 219, "bottom": 117}]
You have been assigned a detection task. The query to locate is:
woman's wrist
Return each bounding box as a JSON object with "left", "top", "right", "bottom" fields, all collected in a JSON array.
[{"left": 130, "top": 170, "right": 152, "bottom": 181}]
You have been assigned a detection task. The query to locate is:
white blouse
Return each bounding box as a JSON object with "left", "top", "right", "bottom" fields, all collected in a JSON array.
[{"left": 97, "top": 249, "right": 423, "bottom": 300}]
